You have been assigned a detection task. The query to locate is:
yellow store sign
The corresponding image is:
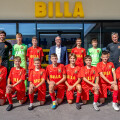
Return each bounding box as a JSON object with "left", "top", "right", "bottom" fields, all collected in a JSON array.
[{"left": 35, "top": 1, "right": 84, "bottom": 18}]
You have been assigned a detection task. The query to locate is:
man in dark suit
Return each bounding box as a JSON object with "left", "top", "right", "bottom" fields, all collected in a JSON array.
[{"left": 49, "top": 36, "right": 68, "bottom": 65}]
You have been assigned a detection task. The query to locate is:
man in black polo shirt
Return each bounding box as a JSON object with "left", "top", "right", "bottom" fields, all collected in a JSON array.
[
  {"left": 0, "top": 31, "right": 12, "bottom": 70},
  {"left": 107, "top": 32, "right": 120, "bottom": 68}
]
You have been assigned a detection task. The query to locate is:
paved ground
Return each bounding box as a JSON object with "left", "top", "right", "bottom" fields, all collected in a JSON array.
[{"left": 0, "top": 95, "right": 120, "bottom": 120}]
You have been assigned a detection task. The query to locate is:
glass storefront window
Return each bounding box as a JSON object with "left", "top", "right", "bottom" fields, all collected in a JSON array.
[
  {"left": 19, "top": 23, "right": 36, "bottom": 35},
  {"left": 0, "top": 23, "right": 16, "bottom": 35}
]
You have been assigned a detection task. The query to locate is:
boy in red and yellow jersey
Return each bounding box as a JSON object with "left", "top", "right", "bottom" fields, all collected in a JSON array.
[
  {"left": 65, "top": 53, "right": 82, "bottom": 110},
  {"left": 80, "top": 55, "right": 100, "bottom": 111},
  {"left": 97, "top": 51, "right": 119, "bottom": 111},
  {"left": 26, "top": 36, "right": 44, "bottom": 76},
  {"left": 71, "top": 38, "right": 86, "bottom": 67},
  {"left": 116, "top": 67, "right": 120, "bottom": 104},
  {"left": 6, "top": 56, "right": 27, "bottom": 111},
  {"left": 46, "top": 53, "right": 66, "bottom": 109},
  {"left": 0, "top": 56, "right": 7, "bottom": 105},
  {"left": 28, "top": 58, "right": 46, "bottom": 110}
]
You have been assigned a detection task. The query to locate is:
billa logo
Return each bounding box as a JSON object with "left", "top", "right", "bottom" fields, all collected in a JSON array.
[
  {"left": 4, "top": 45, "right": 7, "bottom": 48},
  {"left": 58, "top": 69, "right": 61, "bottom": 73},
  {"left": 21, "top": 46, "right": 23, "bottom": 49},
  {"left": 97, "top": 50, "right": 99, "bottom": 53}
]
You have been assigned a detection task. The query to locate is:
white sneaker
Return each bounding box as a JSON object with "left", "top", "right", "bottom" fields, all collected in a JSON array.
[
  {"left": 112, "top": 102, "right": 119, "bottom": 111},
  {"left": 93, "top": 102, "right": 100, "bottom": 111}
]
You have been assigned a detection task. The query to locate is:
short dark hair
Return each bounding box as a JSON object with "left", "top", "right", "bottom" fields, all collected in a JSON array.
[
  {"left": 14, "top": 56, "right": 21, "bottom": 61},
  {"left": 32, "top": 36, "right": 37, "bottom": 40},
  {"left": 51, "top": 53, "right": 57, "bottom": 58},
  {"left": 84, "top": 55, "right": 92, "bottom": 61},
  {"left": 91, "top": 38, "right": 98, "bottom": 43},
  {"left": 0, "top": 30, "right": 6, "bottom": 36},
  {"left": 34, "top": 58, "right": 40, "bottom": 62},
  {"left": 102, "top": 51, "right": 108, "bottom": 55},
  {"left": 16, "top": 33, "right": 22, "bottom": 37},
  {"left": 76, "top": 38, "right": 82, "bottom": 41},
  {"left": 69, "top": 53, "right": 77, "bottom": 60}
]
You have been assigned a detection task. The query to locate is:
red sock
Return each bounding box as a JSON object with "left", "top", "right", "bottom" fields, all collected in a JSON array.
[
  {"left": 76, "top": 92, "right": 81, "bottom": 103},
  {"left": 6, "top": 93, "right": 13, "bottom": 104},
  {"left": 113, "top": 90, "right": 118, "bottom": 103},
  {"left": 50, "top": 92, "right": 56, "bottom": 101},
  {"left": 29, "top": 94, "right": 34, "bottom": 103},
  {"left": 94, "top": 94, "right": 99, "bottom": 103}
]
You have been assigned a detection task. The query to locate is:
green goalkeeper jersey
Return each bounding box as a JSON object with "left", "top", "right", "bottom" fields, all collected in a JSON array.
[
  {"left": 87, "top": 47, "right": 102, "bottom": 66},
  {"left": 12, "top": 43, "right": 27, "bottom": 69}
]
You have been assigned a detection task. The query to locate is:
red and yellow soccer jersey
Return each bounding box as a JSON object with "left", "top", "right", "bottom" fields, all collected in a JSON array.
[
  {"left": 71, "top": 47, "right": 86, "bottom": 67},
  {"left": 29, "top": 68, "right": 46, "bottom": 90},
  {"left": 116, "top": 67, "right": 120, "bottom": 80},
  {"left": 46, "top": 64, "right": 66, "bottom": 86},
  {"left": 8, "top": 67, "right": 26, "bottom": 91},
  {"left": 26, "top": 46, "right": 44, "bottom": 70},
  {"left": 65, "top": 64, "right": 81, "bottom": 85},
  {"left": 0, "top": 66, "right": 7, "bottom": 92},
  {"left": 80, "top": 66, "right": 99, "bottom": 86},
  {"left": 97, "top": 62, "right": 115, "bottom": 84}
]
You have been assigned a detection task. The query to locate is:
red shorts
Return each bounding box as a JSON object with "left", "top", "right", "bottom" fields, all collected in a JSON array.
[
  {"left": 81, "top": 84, "right": 94, "bottom": 101},
  {"left": 66, "top": 87, "right": 77, "bottom": 100},
  {"left": 0, "top": 89, "right": 5, "bottom": 99},
  {"left": 99, "top": 83, "right": 113, "bottom": 98},
  {"left": 54, "top": 85, "right": 65, "bottom": 100},
  {"left": 34, "top": 87, "right": 46, "bottom": 101},
  {"left": 11, "top": 87, "right": 26, "bottom": 100}
]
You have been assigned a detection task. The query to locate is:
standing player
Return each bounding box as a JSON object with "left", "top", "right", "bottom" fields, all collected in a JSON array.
[
  {"left": 97, "top": 51, "right": 119, "bottom": 111},
  {"left": 87, "top": 38, "right": 102, "bottom": 66},
  {"left": 116, "top": 67, "right": 120, "bottom": 104},
  {"left": 46, "top": 53, "right": 66, "bottom": 109},
  {"left": 80, "top": 55, "right": 100, "bottom": 111},
  {"left": 27, "top": 36, "right": 44, "bottom": 76},
  {"left": 28, "top": 58, "right": 46, "bottom": 110},
  {"left": 0, "top": 56, "right": 7, "bottom": 105},
  {"left": 12, "top": 33, "right": 27, "bottom": 91},
  {"left": 6, "top": 56, "right": 27, "bottom": 111},
  {"left": 0, "top": 31, "right": 12, "bottom": 70},
  {"left": 71, "top": 38, "right": 86, "bottom": 67},
  {"left": 65, "top": 53, "right": 82, "bottom": 110}
]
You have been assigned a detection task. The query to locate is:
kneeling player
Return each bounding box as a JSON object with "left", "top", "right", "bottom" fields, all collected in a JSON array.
[
  {"left": 28, "top": 58, "right": 46, "bottom": 110},
  {"left": 0, "top": 56, "right": 7, "bottom": 105},
  {"left": 116, "top": 67, "right": 120, "bottom": 104},
  {"left": 97, "top": 51, "right": 119, "bottom": 111},
  {"left": 6, "top": 56, "right": 27, "bottom": 111},
  {"left": 81, "top": 55, "right": 100, "bottom": 111},
  {"left": 65, "top": 53, "right": 82, "bottom": 110},
  {"left": 46, "top": 53, "right": 66, "bottom": 109}
]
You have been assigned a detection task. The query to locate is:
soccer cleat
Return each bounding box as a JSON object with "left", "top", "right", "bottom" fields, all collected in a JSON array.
[
  {"left": 93, "top": 102, "right": 100, "bottom": 111},
  {"left": 76, "top": 103, "right": 81, "bottom": 110},
  {"left": 28, "top": 106, "right": 34, "bottom": 110},
  {"left": 51, "top": 101, "right": 57, "bottom": 109},
  {"left": 112, "top": 102, "right": 119, "bottom": 111},
  {"left": 6, "top": 104, "right": 13, "bottom": 111}
]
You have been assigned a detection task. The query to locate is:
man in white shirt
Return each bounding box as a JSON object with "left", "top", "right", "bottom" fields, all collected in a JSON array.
[{"left": 49, "top": 36, "right": 68, "bottom": 65}]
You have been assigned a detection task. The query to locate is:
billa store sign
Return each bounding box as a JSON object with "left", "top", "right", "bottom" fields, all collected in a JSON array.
[{"left": 35, "top": 1, "right": 84, "bottom": 18}]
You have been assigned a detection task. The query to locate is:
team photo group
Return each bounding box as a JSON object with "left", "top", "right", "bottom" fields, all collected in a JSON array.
[{"left": 0, "top": 30, "right": 120, "bottom": 112}]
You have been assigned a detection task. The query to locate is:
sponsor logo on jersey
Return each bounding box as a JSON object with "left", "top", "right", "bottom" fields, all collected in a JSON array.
[
  {"left": 75, "top": 70, "right": 78, "bottom": 74},
  {"left": 97, "top": 50, "right": 99, "bottom": 53},
  {"left": 37, "top": 50, "right": 40, "bottom": 53},
  {"left": 21, "top": 46, "right": 23, "bottom": 49},
  {"left": 118, "top": 46, "right": 120, "bottom": 49},
  {"left": 81, "top": 50, "right": 84, "bottom": 53},
  {"left": 109, "top": 65, "right": 112, "bottom": 69},
  {"left": 4, "top": 45, "right": 7, "bottom": 48},
  {"left": 58, "top": 69, "right": 61, "bottom": 73}
]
